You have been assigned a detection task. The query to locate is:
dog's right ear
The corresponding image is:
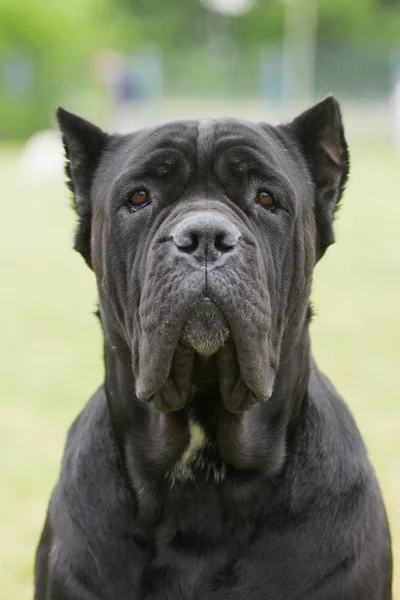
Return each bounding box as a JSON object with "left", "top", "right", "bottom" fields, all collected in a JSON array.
[{"left": 57, "top": 107, "right": 109, "bottom": 268}]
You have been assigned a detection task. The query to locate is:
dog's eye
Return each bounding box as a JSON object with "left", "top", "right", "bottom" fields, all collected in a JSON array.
[
  {"left": 127, "top": 190, "right": 150, "bottom": 212},
  {"left": 256, "top": 190, "right": 277, "bottom": 211}
]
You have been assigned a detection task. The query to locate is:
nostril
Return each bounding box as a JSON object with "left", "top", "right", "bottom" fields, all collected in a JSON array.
[
  {"left": 173, "top": 232, "right": 199, "bottom": 254},
  {"left": 215, "top": 233, "right": 237, "bottom": 253}
]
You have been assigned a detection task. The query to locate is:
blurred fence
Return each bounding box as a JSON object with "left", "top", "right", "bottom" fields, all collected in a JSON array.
[
  {"left": 0, "top": 43, "right": 399, "bottom": 138},
  {"left": 165, "top": 44, "right": 398, "bottom": 101}
]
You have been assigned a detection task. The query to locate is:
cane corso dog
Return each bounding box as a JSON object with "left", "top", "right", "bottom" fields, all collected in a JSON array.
[{"left": 34, "top": 97, "right": 392, "bottom": 599}]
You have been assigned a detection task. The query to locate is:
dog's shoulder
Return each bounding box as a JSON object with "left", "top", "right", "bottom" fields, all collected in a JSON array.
[
  {"left": 289, "top": 363, "right": 389, "bottom": 545},
  {"left": 43, "top": 388, "right": 144, "bottom": 594},
  {"left": 61, "top": 387, "right": 118, "bottom": 482},
  {"left": 299, "top": 363, "right": 373, "bottom": 492},
  {"left": 50, "top": 387, "right": 135, "bottom": 541},
  {"left": 308, "top": 364, "right": 368, "bottom": 461}
]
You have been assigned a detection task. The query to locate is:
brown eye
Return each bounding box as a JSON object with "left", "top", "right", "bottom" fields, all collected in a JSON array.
[
  {"left": 127, "top": 190, "right": 150, "bottom": 211},
  {"left": 257, "top": 190, "right": 277, "bottom": 211}
]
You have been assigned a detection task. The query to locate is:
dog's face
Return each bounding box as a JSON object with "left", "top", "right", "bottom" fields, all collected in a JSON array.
[{"left": 58, "top": 98, "right": 348, "bottom": 414}]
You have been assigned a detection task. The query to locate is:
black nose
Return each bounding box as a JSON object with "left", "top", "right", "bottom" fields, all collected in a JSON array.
[{"left": 171, "top": 212, "right": 241, "bottom": 263}]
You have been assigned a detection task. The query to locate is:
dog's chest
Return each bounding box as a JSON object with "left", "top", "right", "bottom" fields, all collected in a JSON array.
[
  {"left": 135, "top": 423, "right": 262, "bottom": 598},
  {"left": 141, "top": 490, "right": 252, "bottom": 599}
]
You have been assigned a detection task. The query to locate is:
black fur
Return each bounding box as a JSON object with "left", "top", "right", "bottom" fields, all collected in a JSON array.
[{"left": 34, "top": 98, "right": 392, "bottom": 599}]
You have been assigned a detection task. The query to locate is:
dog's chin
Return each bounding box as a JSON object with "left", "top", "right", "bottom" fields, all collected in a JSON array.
[{"left": 180, "top": 297, "right": 230, "bottom": 357}]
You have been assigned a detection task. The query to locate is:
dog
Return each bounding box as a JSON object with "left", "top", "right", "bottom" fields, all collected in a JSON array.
[{"left": 34, "top": 97, "right": 392, "bottom": 599}]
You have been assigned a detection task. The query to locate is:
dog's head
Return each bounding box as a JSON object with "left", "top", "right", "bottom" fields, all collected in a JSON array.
[{"left": 58, "top": 98, "right": 348, "bottom": 414}]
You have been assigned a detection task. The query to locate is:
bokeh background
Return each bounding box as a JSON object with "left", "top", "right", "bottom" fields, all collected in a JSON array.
[{"left": 1, "top": 0, "right": 400, "bottom": 597}]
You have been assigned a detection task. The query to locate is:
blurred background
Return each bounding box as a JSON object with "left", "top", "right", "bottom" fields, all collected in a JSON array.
[{"left": 1, "top": 0, "right": 399, "bottom": 597}]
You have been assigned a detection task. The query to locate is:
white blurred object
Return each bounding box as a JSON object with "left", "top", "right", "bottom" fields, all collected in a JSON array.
[
  {"left": 393, "top": 74, "right": 400, "bottom": 155},
  {"left": 17, "top": 129, "right": 64, "bottom": 185},
  {"left": 201, "top": 0, "right": 255, "bottom": 16}
]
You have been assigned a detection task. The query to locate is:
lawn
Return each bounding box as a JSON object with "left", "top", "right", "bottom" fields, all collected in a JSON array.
[{"left": 0, "top": 136, "right": 399, "bottom": 598}]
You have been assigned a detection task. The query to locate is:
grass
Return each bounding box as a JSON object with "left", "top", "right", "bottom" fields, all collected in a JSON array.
[{"left": 1, "top": 137, "right": 399, "bottom": 598}]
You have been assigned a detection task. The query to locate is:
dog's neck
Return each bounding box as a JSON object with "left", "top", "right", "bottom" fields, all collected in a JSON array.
[{"left": 102, "top": 305, "right": 311, "bottom": 491}]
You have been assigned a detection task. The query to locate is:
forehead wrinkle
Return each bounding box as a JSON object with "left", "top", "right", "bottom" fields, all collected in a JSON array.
[
  {"left": 117, "top": 121, "right": 198, "bottom": 167},
  {"left": 214, "top": 118, "right": 268, "bottom": 144},
  {"left": 212, "top": 127, "right": 277, "bottom": 167},
  {"left": 197, "top": 119, "right": 216, "bottom": 186}
]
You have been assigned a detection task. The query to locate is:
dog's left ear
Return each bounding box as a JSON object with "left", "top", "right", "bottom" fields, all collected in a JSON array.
[
  {"left": 57, "top": 107, "right": 109, "bottom": 268},
  {"left": 289, "top": 96, "right": 349, "bottom": 260}
]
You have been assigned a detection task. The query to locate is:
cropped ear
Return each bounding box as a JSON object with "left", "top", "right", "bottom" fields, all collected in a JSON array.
[
  {"left": 57, "top": 107, "right": 108, "bottom": 268},
  {"left": 289, "top": 96, "right": 349, "bottom": 260}
]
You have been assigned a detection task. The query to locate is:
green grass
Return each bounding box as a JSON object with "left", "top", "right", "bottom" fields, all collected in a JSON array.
[{"left": 1, "top": 139, "right": 399, "bottom": 598}]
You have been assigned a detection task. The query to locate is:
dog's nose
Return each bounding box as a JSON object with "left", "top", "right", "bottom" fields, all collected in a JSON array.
[{"left": 171, "top": 212, "right": 241, "bottom": 263}]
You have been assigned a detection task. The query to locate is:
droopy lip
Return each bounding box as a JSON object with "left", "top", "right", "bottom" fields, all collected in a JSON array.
[{"left": 135, "top": 290, "right": 274, "bottom": 412}]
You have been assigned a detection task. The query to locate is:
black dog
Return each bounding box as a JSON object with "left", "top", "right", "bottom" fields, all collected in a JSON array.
[{"left": 34, "top": 97, "right": 392, "bottom": 599}]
